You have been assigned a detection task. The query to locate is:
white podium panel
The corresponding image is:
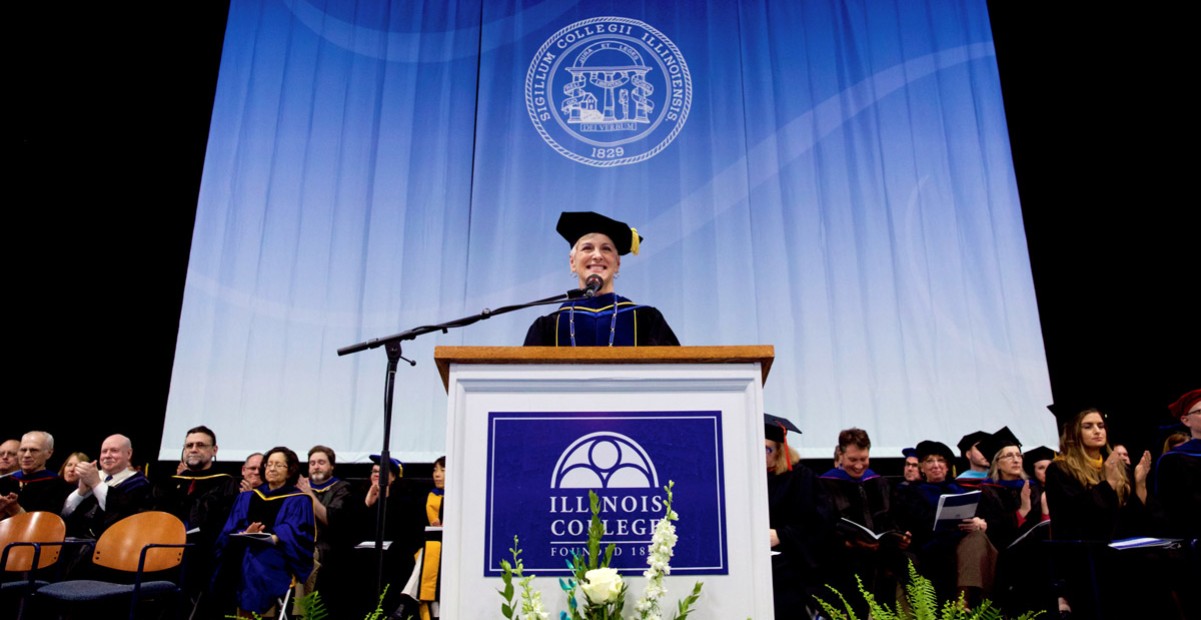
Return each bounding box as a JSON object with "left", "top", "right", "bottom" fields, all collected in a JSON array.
[{"left": 437, "top": 347, "right": 774, "bottom": 620}]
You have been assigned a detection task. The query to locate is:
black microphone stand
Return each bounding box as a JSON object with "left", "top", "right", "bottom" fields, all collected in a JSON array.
[{"left": 337, "top": 286, "right": 593, "bottom": 599}]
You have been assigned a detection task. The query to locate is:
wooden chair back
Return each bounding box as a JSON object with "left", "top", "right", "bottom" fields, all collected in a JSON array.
[
  {"left": 0, "top": 510, "right": 66, "bottom": 571},
  {"left": 92, "top": 511, "right": 187, "bottom": 573}
]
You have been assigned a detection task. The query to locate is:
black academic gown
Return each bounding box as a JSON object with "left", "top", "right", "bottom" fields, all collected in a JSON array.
[
  {"left": 523, "top": 293, "right": 679, "bottom": 346},
  {"left": 768, "top": 464, "right": 832, "bottom": 617},
  {"left": 1043, "top": 461, "right": 1171, "bottom": 619},
  {"left": 818, "top": 468, "right": 907, "bottom": 614},
  {"left": 65, "top": 471, "right": 152, "bottom": 538},
  {"left": 978, "top": 478, "right": 1051, "bottom": 616},
  {"left": 11, "top": 470, "right": 72, "bottom": 513}
]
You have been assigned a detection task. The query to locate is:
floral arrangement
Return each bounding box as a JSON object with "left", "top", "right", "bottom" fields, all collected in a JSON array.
[{"left": 499, "top": 481, "right": 703, "bottom": 620}]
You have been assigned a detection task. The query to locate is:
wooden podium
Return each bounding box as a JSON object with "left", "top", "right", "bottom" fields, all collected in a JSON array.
[{"left": 434, "top": 346, "right": 775, "bottom": 619}]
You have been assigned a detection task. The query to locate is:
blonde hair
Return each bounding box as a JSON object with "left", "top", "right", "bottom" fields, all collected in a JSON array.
[
  {"left": 1055, "top": 408, "right": 1130, "bottom": 505},
  {"left": 768, "top": 441, "right": 801, "bottom": 475},
  {"left": 987, "top": 447, "right": 1028, "bottom": 481}
]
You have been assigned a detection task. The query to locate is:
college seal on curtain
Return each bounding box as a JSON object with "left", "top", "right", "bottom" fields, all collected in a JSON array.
[{"left": 526, "top": 16, "right": 693, "bottom": 167}]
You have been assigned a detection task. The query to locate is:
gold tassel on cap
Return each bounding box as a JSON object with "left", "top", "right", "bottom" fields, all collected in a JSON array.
[{"left": 629, "top": 227, "right": 640, "bottom": 255}]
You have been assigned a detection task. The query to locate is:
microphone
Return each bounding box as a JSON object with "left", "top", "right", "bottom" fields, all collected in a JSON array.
[{"left": 583, "top": 274, "right": 603, "bottom": 298}]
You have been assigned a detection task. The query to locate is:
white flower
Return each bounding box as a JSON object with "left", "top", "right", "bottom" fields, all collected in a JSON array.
[{"left": 580, "top": 567, "right": 623, "bottom": 604}]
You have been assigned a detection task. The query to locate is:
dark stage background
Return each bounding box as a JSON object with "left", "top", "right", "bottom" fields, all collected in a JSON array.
[{"left": 8, "top": 3, "right": 1196, "bottom": 474}]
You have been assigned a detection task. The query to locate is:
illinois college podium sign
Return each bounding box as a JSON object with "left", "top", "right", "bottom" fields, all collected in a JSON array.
[{"left": 435, "top": 346, "right": 774, "bottom": 619}]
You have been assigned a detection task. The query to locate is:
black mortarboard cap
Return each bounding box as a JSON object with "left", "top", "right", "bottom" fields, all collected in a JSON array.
[
  {"left": 557, "top": 211, "right": 642, "bottom": 255},
  {"left": 901, "top": 447, "right": 918, "bottom": 459},
  {"left": 977, "top": 426, "right": 1022, "bottom": 463},
  {"left": 764, "top": 413, "right": 801, "bottom": 443},
  {"left": 1046, "top": 399, "right": 1100, "bottom": 434},
  {"left": 916, "top": 440, "right": 955, "bottom": 463},
  {"left": 956, "top": 431, "right": 991, "bottom": 457},
  {"left": 1022, "top": 446, "right": 1056, "bottom": 478}
]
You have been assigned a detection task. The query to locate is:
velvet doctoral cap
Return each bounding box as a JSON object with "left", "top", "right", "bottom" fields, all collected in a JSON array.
[
  {"left": 978, "top": 426, "right": 1022, "bottom": 462},
  {"left": 916, "top": 440, "right": 956, "bottom": 463},
  {"left": 557, "top": 211, "right": 642, "bottom": 255}
]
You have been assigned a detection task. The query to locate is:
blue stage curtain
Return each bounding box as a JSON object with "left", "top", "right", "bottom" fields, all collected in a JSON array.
[{"left": 163, "top": 0, "right": 1055, "bottom": 462}]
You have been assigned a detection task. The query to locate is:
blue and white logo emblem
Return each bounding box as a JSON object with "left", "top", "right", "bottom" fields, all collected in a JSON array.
[
  {"left": 526, "top": 17, "right": 692, "bottom": 167},
  {"left": 551, "top": 432, "right": 659, "bottom": 489}
]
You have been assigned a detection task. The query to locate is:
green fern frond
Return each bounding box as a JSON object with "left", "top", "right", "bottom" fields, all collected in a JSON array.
[
  {"left": 855, "top": 574, "right": 899, "bottom": 620},
  {"left": 938, "top": 592, "right": 968, "bottom": 620},
  {"left": 813, "top": 582, "right": 859, "bottom": 620},
  {"left": 904, "top": 561, "right": 939, "bottom": 620},
  {"left": 295, "top": 590, "right": 329, "bottom": 620}
]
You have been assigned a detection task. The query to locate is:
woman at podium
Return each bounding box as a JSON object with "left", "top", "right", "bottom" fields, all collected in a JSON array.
[{"left": 524, "top": 211, "right": 679, "bottom": 347}]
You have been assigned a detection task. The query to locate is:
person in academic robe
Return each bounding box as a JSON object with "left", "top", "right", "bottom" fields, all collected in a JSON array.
[
  {"left": 1155, "top": 389, "right": 1201, "bottom": 618},
  {"left": 1156, "top": 388, "right": 1200, "bottom": 539},
  {"left": 763, "top": 414, "right": 832, "bottom": 618},
  {"left": 297, "top": 445, "right": 357, "bottom": 618},
  {"left": 524, "top": 211, "right": 679, "bottom": 347},
  {"left": 61, "top": 434, "right": 151, "bottom": 539},
  {"left": 214, "top": 446, "right": 315, "bottom": 617},
  {"left": 954, "top": 430, "right": 992, "bottom": 488},
  {"left": 894, "top": 440, "right": 996, "bottom": 607},
  {"left": 818, "top": 428, "right": 910, "bottom": 617},
  {"left": 149, "top": 425, "right": 240, "bottom": 616},
  {"left": 1043, "top": 407, "right": 1176, "bottom": 619},
  {"left": 976, "top": 427, "right": 1052, "bottom": 616},
  {"left": 401, "top": 456, "right": 446, "bottom": 620},
  {"left": 1, "top": 431, "right": 72, "bottom": 519}
]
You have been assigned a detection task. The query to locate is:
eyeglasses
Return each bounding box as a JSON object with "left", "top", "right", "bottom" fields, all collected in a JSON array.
[
  {"left": 184, "top": 442, "right": 212, "bottom": 450},
  {"left": 997, "top": 452, "right": 1023, "bottom": 461},
  {"left": 264, "top": 462, "right": 289, "bottom": 470}
]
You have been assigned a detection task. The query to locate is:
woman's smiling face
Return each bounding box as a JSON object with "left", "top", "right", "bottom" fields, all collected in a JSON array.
[{"left": 570, "top": 233, "right": 620, "bottom": 294}]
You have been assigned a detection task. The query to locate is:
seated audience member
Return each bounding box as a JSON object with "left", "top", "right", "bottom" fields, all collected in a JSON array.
[
  {"left": 900, "top": 447, "right": 922, "bottom": 486},
  {"left": 895, "top": 440, "right": 995, "bottom": 607},
  {"left": 0, "top": 439, "right": 19, "bottom": 477},
  {"left": 239, "top": 452, "right": 263, "bottom": 492},
  {"left": 0, "top": 431, "right": 72, "bottom": 519},
  {"left": 1156, "top": 388, "right": 1201, "bottom": 619},
  {"left": 1161, "top": 431, "right": 1188, "bottom": 455},
  {"left": 297, "top": 445, "right": 356, "bottom": 618},
  {"left": 150, "top": 425, "right": 239, "bottom": 614},
  {"left": 1044, "top": 407, "right": 1170, "bottom": 619},
  {"left": 1156, "top": 388, "right": 1199, "bottom": 538},
  {"left": 401, "top": 456, "right": 448, "bottom": 620},
  {"left": 1021, "top": 446, "right": 1056, "bottom": 487},
  {"left": 357, "top": 456, "right": 424, "bottom": 618},
  {"left": 976, "top": 427, "right": 1052, "bottom": 616},
  {"left": 763, "top": 414, "right": 832, "bottom": 618},
  {"left": 214, "top": 447, "right": 315, "bottom": 617},
  {"left": 58, "top": 451, "right": 89, "bottom": 486},
  {"left": 1111, "top": 443, "right": 1132, "bottom": 465},
  {"left": 819, "top": 428, "right": 910, "bottom": 617},
  {"left": 955, "top": 430, "right": 991, "bottom": 487},
  {"left": 0, "top": 439, "right": 22, "bottom": 497},
  {"left": 61, "top": 434, "right": 150, "bottom": 538}
]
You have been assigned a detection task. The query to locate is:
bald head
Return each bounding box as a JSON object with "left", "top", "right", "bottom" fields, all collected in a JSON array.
[
  {"left": 99, "top": 434, "right": 133, "bottom": 476},
  {"left": 19, "top": 431, "right": 54, "bottom": 475}
]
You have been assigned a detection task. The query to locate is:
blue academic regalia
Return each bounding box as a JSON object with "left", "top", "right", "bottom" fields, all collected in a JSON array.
[
  {"left": 523, "top": 293, "right": 679, "bottom": 346},
  {"left": 215, "top": 485, "right": 315, "bottom": 614}
]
